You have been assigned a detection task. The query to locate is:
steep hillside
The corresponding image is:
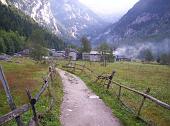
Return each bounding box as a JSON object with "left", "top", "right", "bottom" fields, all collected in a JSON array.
[
  {"left": 94, "top": 0, "right": 170, "bottom": 45},
  {"left": 9, "top": 0, "right": 65, "bottom": 35},
  {"left": 0, "top": 0, "right": 7, "bottom": 5},
  {"left": 0, "top": 1, "right": 64, "bottom": 54}
]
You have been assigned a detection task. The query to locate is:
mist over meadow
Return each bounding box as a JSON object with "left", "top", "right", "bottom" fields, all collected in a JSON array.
[{"left": 114, "top": 39, "right": 170, "bottom": 60}]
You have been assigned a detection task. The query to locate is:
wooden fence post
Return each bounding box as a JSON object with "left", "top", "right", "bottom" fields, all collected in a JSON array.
[
  {"left": 81, "top": 64, "right": 85, "bottom": 73},
  {"left": 48, "top": 67, "right": 52, "bottom": 98},
  {"left": 49, "top": 66, "right": 53, "bottom": 83},
  {"left": 104, "top": 54, "right": 106, "bottom": 67},
  {"left": 26, "top": 89, "right": 39, "bottom": 126},
  {"left": 107, "top": 70, "right": 116, "bottom": 90},
  {"left": 137, "top": 88, "right": 150, "bottom": 117},
  {"left": 73, "top": 63, "right": 76, "bottom": 72},
  {"left": 0, "top": 66, "right": 23, "bottom": 126},
  {"left": 118, "top": 86, "right": 122, "bottom": 100}
]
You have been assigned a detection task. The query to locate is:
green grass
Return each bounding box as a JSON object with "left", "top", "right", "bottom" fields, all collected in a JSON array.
[
  {"left": 39, "top": 72, "right": 63, "bottom": 126},
  {"left": 58, "top": 60, "right": 170, "bottom": 126},
  {"left": 0, "top": 57, "right": 63, "bottom": 126}
]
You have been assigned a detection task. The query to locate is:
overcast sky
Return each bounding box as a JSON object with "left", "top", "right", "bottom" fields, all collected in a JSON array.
[{"left": 78, "top": 0, "right": 139, "bottom": 16}]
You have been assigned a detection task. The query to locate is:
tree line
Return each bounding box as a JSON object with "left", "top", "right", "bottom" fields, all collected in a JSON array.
[{"left": 139, "top": 49, "right": 170, "bottom": 65}]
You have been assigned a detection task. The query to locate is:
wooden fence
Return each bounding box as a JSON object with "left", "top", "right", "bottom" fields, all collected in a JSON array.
[
  {"left": 62, "top": 62, "right": 170, "bottom": 122},
  {"left": 0, "top": 64, "right": 56, "bottom": 126}
]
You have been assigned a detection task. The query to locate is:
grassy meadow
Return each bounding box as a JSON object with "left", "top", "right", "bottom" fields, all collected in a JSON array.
[
  {"left": 58, "top": 60, "right": 170, "bottom": 126},
  {"left": 0, "top": 58, "right": 63, "bottom": 126},
  {"left": 1, "top": 58, "right": 169, "bottom": 126}
]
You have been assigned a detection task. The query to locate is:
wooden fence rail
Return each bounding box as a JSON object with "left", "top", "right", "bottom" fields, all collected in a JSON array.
[
  {"left": 0, "top": 104, "right": 31, "bottom": 125},
  {"left": 112, "top": 81, "right": 170, "bottom": 110},
  {"left": 73, "top": 63, "right": 98, "bottom": 77},
  {"left": 35, "top": 73, "right": 51, "bottom": 101},
  {"left": 63, "top": 62, "right": 170, "bottom": 120},
  {"left": 0, "top": 65, "right": 55, "bottom": 126}
]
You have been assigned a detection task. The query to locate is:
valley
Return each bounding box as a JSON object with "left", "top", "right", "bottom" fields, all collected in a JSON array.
[{"left": 0, "top": 0, "right": 170, "bottom": 126}]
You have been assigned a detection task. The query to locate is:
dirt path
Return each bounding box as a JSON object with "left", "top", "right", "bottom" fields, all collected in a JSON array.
[{"left": 57, "top": 68, "right": 122, "bottom": 126}]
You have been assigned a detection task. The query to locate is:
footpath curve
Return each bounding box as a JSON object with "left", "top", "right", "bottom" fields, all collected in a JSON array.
[{"left": 57, "top": 68, "right": 122, "bottom": 126}]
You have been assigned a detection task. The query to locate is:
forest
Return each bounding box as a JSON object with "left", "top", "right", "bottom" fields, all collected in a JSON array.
[{"left": 0, "top": 2, "right": 65, "bottom": 54}]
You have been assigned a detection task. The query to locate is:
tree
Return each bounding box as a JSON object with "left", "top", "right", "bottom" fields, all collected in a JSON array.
[
  {"left": 30, "top": 29, "right": 45, "bottom": 46},
  {"left": 0, "top": 37, "right": 6, "bottom": 53},
  {"left": 80, "top": 36, "right": 91, "bottom": 52},
  {"left": 98, "top": 42, "right": 110, "bottom": 52},
  {"left": 139, "top": 49, "right": 154, "bottom": 61},
  {"left": 108, "top": 49, "right": 115, "bottom": 62},
  {"left": 30, "top": 44, "right": 48, "bottom": 61},
  {"left": 160, "top": 53, "right": 170, "bottom": 65},
  {"left": 144, "top": 49, "right": 154, "bottom": 61},
  {"left": 0, "top": 29, "right": 26, "bottom": 54},
  {"left": 67, "top": 44, "right": 78, "bottom": 50},
  {"left": 98, "top": 42, "right": 114, "bottom": 62}
]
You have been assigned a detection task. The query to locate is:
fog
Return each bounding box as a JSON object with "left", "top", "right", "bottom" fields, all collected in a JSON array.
[{"left": 114, "top": 39, "right": 170, "bottom": 59}]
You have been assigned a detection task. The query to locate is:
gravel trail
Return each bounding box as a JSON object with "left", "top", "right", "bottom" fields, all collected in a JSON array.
[{"left": 57, "top": 68, "right": 122, "bottom": 126}]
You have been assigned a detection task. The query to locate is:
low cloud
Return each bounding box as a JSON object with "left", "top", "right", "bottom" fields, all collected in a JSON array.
[{"left": 114, "top": 39, "right": 170, "bottom": 59}]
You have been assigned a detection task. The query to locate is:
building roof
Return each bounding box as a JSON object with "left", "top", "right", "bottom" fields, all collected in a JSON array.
[
  {"left": 69, "top": 48, "right": 78, "bottom": 53},
  {"left": 90, "top": 51, "right": 100, "bottom": 55},
  {"left": 56, "top": 51, "right": 65, "bottom": 53},
  {"left": 82, "top": 52, "right": 90, "bottom": 54}
]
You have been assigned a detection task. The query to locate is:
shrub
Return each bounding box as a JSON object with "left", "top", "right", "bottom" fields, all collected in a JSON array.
[{"left": 160, "top": 53, "right": 170, "bottom": 65}]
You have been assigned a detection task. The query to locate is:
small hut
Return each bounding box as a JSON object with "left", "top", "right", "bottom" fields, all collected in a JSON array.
[
  {"left": 89, "top": 51, "right": 101, "bottom": 62},
  {"left": 68, "top": 49, "right": 78, "bottom": 61},
  {"left": 82, "top": 52, "right": 90, "bottom": 61}
]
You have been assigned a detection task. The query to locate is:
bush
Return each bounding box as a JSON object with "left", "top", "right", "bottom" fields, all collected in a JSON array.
[
  {"left": 160, "top": 53, "right": 170, "bottom": 65},
  {"left": 30, "top": 45, "right": 48, "bottom": 61},
  {"left": 139, "top": 49, "right": 154, "bottom": 61}
]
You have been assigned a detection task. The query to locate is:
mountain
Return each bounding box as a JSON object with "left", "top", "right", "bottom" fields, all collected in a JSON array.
[
  {"left": 9, "top": 0, "right": 108, "bottom": 44},
  {"left": 94, "top": 0, "right": 170, "bottom": 46},
  {"left": 1, "top": 0, "right": 7, "bottom": 5},
  {"left": 9, "top": 0, "right": 65, "bottom": 35},
  {"left": 51, "top": 0, "right": 107, "bottom": 40},
  {"left": 0, "top": 0, "right": 64, "bottom": 54}
]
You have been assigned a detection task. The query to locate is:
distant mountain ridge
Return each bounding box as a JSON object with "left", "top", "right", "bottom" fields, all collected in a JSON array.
[
  {"left": 9, "top": 0, "right": 108, "bottom": 44},
  {"left": 94, "top": 0, "right": 170, "bottom": 45}
]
